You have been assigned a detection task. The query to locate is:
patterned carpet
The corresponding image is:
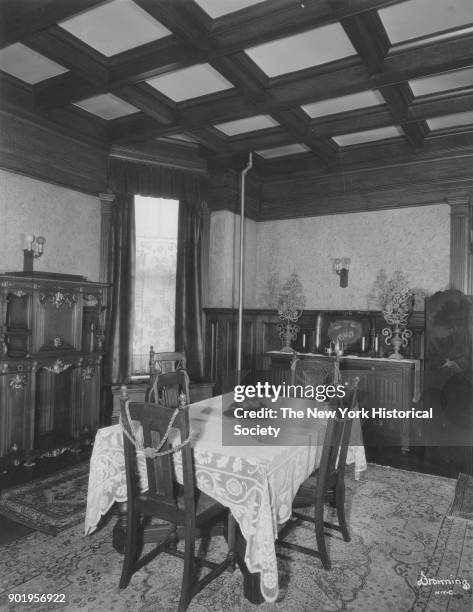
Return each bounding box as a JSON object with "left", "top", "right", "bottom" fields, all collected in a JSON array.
[
  {"left": 0, "top": 464, "right": 471, "bottom": 612},
  {"left": 0, "top": 464, "right": 89, "bottom": 535}
]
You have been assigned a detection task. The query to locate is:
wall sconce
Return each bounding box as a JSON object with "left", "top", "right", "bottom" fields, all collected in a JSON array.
[
  {"left": 333, "top": 257, "right": 350, "bottom": 288},
  {"left": 23, "top": 234, "right": 46, "bottom": 273}
]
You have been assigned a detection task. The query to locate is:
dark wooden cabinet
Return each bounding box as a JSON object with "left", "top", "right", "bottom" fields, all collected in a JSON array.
[
  {"left": 423, "top": 290, "right": 473, "bottom": 475},
  {"left": 0, "top": 273, "right": 107, "bottom": 464},
  {"left": 265, "top": 352, "right": 421, "bottom": 450}
]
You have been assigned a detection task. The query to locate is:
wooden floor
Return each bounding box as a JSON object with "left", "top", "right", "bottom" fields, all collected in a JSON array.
[{"left": 0, "top": 446, "right": 460, "bottom": 547}]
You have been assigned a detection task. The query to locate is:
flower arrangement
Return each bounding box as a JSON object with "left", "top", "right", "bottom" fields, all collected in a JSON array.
[
  {"left": 276, "top": 272, "right": 306, "bottom": 352},
  {"left": 277, "top": 272, "right": 306, "bottom": 322},
  {"left": 369, "top": 269, "right": 414, "bottom": 325},
  {"left": 369, "top": 269, "right": 414, "bottom": 359}
]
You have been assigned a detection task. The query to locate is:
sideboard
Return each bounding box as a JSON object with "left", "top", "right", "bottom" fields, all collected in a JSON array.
[
  {"left": 0, "top": 272, "right": 108, "bottom": 466},
  {"left": 203, "top": 307, "right": 425, "bottom": 395},
  {"left": 265, "top": 351, "right": 421, "bottom": 451}
]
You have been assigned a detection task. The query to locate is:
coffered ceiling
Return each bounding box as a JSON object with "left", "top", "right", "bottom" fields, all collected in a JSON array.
[{"left": 1, "top": 0, "right": 473, "bottom": 217}]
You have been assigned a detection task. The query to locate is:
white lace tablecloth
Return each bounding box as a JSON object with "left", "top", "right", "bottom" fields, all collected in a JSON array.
[{"left": 85, "top": 395, "right": 366, "bottom": 603}]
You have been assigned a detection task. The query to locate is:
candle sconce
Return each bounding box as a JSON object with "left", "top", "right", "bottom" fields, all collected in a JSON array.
[
  {"left": 333, "top": 257, "right": 350, "bottom": 288},
  {"left": 23, "top": 234, "right": 46, "bottom": 273}
]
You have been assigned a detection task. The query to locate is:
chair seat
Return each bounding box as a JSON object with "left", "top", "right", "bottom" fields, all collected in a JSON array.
[
  {"left": 294, "top": 469, "right": 340, "bottom": 507},
  {"left": 136, "top": 489, "right": 226, "bottom": 527}
]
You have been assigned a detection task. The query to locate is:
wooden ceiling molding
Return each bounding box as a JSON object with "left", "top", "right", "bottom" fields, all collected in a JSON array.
[{"left": 0, "top": 0, "right": 472, "bottom": 218}]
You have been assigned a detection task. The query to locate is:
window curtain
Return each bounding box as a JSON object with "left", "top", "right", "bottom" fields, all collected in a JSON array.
[
  {"left": 106, "top": 157, "right": 208, "bottom": 384},
  {"left": 175, "top": 201, "right": 205, "bottom": 382},
  {"left": 104, "top": 193, "right": 135, "bottom": 388}
]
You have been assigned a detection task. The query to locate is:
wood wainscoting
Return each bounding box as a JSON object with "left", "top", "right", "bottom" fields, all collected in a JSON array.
[{"left": 203, "top": 308, "right": 425, "bottom": 395}]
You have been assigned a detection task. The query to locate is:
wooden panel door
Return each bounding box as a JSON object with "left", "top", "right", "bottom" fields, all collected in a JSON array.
[{"left": 0, "top": 367, "right": 35, "bottom": 456}]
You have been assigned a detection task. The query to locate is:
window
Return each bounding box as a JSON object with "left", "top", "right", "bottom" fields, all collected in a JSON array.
[{"left": 132, "top": 196, "right": 179, "bottom": 375}]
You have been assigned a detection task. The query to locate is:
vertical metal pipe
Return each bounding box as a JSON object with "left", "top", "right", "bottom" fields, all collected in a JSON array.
[{"left": 237, "top": 153, "right": 253, "bottom": 381}]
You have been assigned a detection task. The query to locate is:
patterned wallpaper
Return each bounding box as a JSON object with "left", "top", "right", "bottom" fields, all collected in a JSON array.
[
  {"left": 0, "top": 169, "right": 101, "bottom": 280},
  {"left": 208, "top": 205, "right": 450, "bottom": 310}
]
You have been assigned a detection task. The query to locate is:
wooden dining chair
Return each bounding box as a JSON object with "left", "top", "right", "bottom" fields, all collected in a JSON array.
[
  {"left": 146, "top": 348, "right": 188, "bottom": 403},
  {"left": 290, "top": 356, "right": 332, "bottom": 387},
  {"left": 119, "top": 378, "right": 234, "bottom": 611},
  {"left": 278, "top": 376, "right": 360, "bottom": 570}
]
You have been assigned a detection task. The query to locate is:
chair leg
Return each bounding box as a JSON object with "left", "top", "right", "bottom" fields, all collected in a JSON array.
[
  {"left": 177, "top": 524, "right": 195, "bottom": 612},
  {"left": 314, "top": 502, "right": 331, "bottom": 570},
  {"left": 227, "top": 514, "right": 237, "bottom": 571},
  {"left": 119, "top": 511, "right": 139, "bottom": 589},
  {"left": 336, "top": 482, "right": 350, "bottom": 542}
]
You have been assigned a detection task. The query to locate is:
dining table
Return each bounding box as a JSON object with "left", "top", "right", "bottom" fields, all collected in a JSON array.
[{"left": 85, "top": 393, "right": 367, "bottom": 604}]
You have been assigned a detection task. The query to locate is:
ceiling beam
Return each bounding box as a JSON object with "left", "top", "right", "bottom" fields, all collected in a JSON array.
[
  {"left": 132, "top": 0, "right": 212, "bottom": 54},
  {"left": 24, "top": 25, "right": 108, "bottom": 87},
  {"left": 32, "top": 0, "right": 408, "bottom": 109},
  {"left": 306, "top": 89, "right": 473, "bottom": 137},
  {"left": 340, "top": 10, "right": 389, "bottom": 73},
  {"left": 341, "top": 10, "right": 428, "bottom": 148},
  {"left": 33, "top": 15, "right": 473, "bottom": 114},
  {"left": 115, "top": 83, "right": 177, "bottom": 125},
  {"left": 210, "top": 53, "right": 337, "bottom": 164},
  {"left": 183, "top": 128, "right": 228, "bottom": 155},
  {"left": 0, "top": 0, "right": 105, "bottom": 48},
  {"left": 210, "top": 0, "right": 405, "bottom": 52},
  {"left": 224, "top": 128, "right": 297, "bottom": 156},
  {"left": 0, "top": 73, "right": 108, "bottom": 147},
  {"left": 268, "top": 33, "right": 473, "bottom": 107}
]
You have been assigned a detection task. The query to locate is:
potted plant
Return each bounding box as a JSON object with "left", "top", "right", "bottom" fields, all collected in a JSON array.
[
  {"left": 277, "top": 272, "right": 306, "bottom": 353},
  {"left": 369, "top": 270, "right": 414, "bottom": 359}
]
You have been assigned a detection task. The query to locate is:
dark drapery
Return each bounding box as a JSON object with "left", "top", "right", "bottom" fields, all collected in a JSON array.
[
  {"left": 175, "top": 201, "right": 205, "bottom": 382},
  {"left": 106, "top": 157, "right": 207, "bottom": 385},
  {"left": 104, "top": 193, "right": 135, "bottom": 387},
  {"left": 108, "top": 158, "right": 208, "bottom": 202}
]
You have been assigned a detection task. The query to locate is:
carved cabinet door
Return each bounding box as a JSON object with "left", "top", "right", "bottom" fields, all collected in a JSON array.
[{"left": 0, "top": 368, "right": 35, "bottom": 456}]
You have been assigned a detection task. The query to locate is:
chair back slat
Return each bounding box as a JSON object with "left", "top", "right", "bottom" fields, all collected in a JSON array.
[
  {"left": 147, "top": 368, "right": 190, "bottom": 407},
  {"left": 149, "top": 349, "right": 187, "bottom": 374},
  {"left": 316, "top": 376, "right": 359, "bottom": 499},
  {"left": 120, "top": 371, "right": 195, "bottom": 512}
]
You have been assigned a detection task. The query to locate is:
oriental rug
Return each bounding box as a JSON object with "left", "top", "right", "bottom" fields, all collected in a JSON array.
[
  {"left": 0, "top": 465, "right": 471, "bottom": 611},
  {"left": 0, "top": 463, "right": 88, "bottom": 535}
]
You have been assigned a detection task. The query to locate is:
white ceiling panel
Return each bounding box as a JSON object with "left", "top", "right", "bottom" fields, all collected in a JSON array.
[
  {"left": 194, "top": 0, "right": 265, "bottom": 18},
  {"left": 333, "top": 126, "right": 403, "bottom": 146},
  {"left": 302, "top": 90, "right": 384, "bottom": 119},
  {"left": 379, "top": 0, "right": 473, "bottom": 45},
  {"left": 257, "top": 143, "right": 310, "bottom": 159},
  {"left": 146, "top": 64, "right": 233, "bottom": 102},
  {"left": 245, "top": 23, "right": 356, "bottom": 77},
  {"left": 166, "top": 134, "right": 199, "bottom": 144},
  {"left": 0, "top": 43, "right": 68, "bottom": 84},
  {"left": 59, "top": 0, "right": 170, "bottom": 57},
  {"left": 409, "top": 67, "right": 473, "bottom": 97},
  {"left": 74, "top": 93, "right": 139, "bottom": 120},
  {"left": 427, "top": 110, "right": 473, "bottom": 131},
  {"left": 214, "top": 115, "right": 279, "bottom": 136}
]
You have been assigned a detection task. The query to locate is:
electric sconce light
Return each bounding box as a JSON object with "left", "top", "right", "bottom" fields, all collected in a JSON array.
[
  {"left": 23, "top": 234, "right": 46, "bottom": 272},
  {"left": 333, "top": 257, "right": 350, "bottom": 288}
]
